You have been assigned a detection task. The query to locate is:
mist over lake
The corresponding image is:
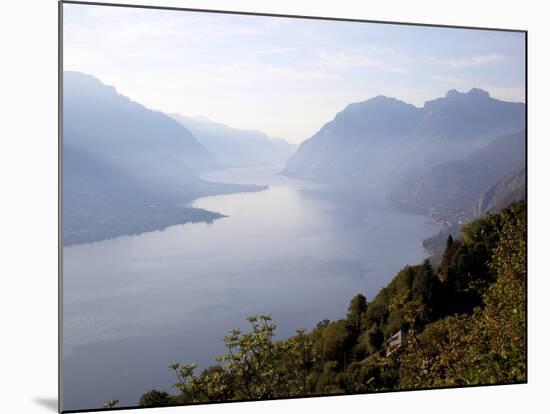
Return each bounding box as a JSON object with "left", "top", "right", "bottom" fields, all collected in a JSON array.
[
  {"left": 61, "top": 6, "right": 526, "bottom": 409},
  {"left": 63, "top": 166, "right": 441, "bottom": 409},
  {"left": 61, "top": 72, "right": 524, "bottom": 410}
]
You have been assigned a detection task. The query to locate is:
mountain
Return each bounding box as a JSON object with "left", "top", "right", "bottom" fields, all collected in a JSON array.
[
  {"left": 417, "top": 88, "right": 525, "bottom": 141},
  {"left": 282, "top": 89, "right": 525, "bottom": 191},
  {"left": 474, "top": 166, "right": 526, "bottom": 216},
  {"left": 63, "top": 72, "right": 264, "bottom": 245},
  {"left": 283, "top": 96, "right": 421, "bottom": 184},
  {"left": 390, "top": 130, "right": 525, "bottom": 219},
  {"left": 168, "top": 113, "right": 296, "bottom": 168},
  {"left": 64, "top": 72, "right": 217, "bottom": 192}
]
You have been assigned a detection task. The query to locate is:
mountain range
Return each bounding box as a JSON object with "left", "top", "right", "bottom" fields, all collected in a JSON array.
[
  {"left": 64, "top": 72, "right": 526, "bottom": 243},
  {"left": 283, "top": 89, "right": 524, "bottom": 190},
  {"left": 168, "top": 114, "right": 296, "bottom": 168},
  {"left": 390, "top": 130, "right": 525, "bottom": 219},
  {"left": 282, "top": 88, "right": 525, "bottom": 220},
  {"left": 63, "top": 71, "right": 264, "bottom": 245}
]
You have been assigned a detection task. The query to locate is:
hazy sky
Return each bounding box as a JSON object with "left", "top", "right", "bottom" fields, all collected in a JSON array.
[{"left": 63, "top": 4, "right": 525, "bottom": 143}]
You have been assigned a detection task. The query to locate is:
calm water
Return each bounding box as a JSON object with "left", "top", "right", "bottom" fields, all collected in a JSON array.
[{"left": 62, "top": 166, "right": 441, "bottom": 410}]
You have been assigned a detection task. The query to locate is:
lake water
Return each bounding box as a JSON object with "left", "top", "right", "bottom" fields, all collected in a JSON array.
[{"left": 62, "top": 166, "right": 441, "bottom": 410}]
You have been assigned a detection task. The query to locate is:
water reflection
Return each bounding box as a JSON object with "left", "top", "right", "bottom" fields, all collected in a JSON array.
[{"left": 63, "top": 166, "right": 440, "bottom": 410}]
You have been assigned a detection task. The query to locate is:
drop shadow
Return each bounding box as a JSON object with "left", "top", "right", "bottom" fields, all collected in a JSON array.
[{"left": 34, "top": 397, "right": 58, "bottom": 412}]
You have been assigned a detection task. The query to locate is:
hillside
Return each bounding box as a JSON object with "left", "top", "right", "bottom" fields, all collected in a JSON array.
[
  {"left": 64, "top": 72, "right": 217, "bottom": 177},
  {"left": 283, "top": 96, "right": 421, "bottom": 184},
  {"left": 132, "top": 201, "right": 526, "bottom": 407},
  {"left": 282, "top": 89, "right": 525, "bottom": 193},
  {"left": 390, "top": 130, "right": 526, "bottom": 220},
  {"left": 475, "top": 166, "right": 526, "bottom": 216},
  {"left": 63, "top": 72, "right": 265, "bottom": 245}
]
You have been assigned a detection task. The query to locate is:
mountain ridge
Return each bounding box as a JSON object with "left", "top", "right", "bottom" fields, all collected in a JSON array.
[
  {"left": 63, "top": 71, "right": 266, "bottom": 245},
  {"left": 389, "top": 130, "right": 526, "bottom": 222},
  {"left": 168, "top": 113, "right": 296, "bottom": 168},
  {"left": 282, "top": 88, "right": 525, "bottom": 192}
]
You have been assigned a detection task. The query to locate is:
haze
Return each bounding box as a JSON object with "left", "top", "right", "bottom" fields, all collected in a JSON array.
[{"left": 63, "top": 4, "right": 525, "bottom": 143}]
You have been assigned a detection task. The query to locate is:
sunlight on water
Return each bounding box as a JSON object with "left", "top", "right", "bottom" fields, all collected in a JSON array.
[{"left": 63, "top": 166, "right": 441, "bottom": 409}]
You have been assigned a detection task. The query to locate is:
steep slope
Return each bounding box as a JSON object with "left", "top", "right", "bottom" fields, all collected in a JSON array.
[
  {"left": 64, "top": 72, "right": 217, "bottom": 191},
  {"left": 169, "top": 114, "right": 296, "bottom": 168},
  {"left": 63, "top": 72, "right": 264, "bottom": 245},
  {"left": 417, "top": 88, "right": 525, "bottom": 141},
  {"left": 474, "top": 166, "right": 526, "bottom": 216},
  {"left": 283, "top": 96, "right": 421, "bottom": 184},
  {"left": 390, "top": 130, "right": 525, "bottom": 219},
  {"left": 282, "top": 89, "right": 525, "bottom": 191}
]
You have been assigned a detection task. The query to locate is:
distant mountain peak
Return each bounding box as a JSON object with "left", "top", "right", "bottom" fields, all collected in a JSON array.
[
  {"left": 283, "top": 88, "right": 525, "bottom": 184},
  {"left": 443, "top": 88, "right": 491, "bottom": 100},
  {"left": 64, "top": 71, "right": 216, "bottom": 174},
  {"left": 64, "top": 70, "right": 101, "bottom": 83},
  {"left": 371, "top": 94, "right": 392, "bottom": 101},
  {"left": 424, "top": 88, "right": 497, "bottom": 111},
  {"left": 445, "top": 89, "right": 460, "bottom": 98},
  {"left": 367, "top": 95, "right": 408, "bottom": 105},
  {"left": 467, "top": 88, "right": 491, "bottom": 98},
  {"left": 340, "top": 95, "right": 417, "bottom": 117},
  {"left": 64, "top": 70, "right": 118, "bottom": 98},
  {"left": 167, "top": 112, "right": 296, "bottom": 168}
]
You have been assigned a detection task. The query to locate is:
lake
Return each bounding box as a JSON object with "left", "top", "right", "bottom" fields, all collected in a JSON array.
[{"left": 62, "top": 166, "right": 441, "bottom": 410}]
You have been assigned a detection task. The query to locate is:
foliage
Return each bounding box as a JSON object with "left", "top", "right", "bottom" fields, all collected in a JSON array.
[
  {"left": 167, "top": 315, "right": 323, "bottom": 403},
  {"left": 346, "top": 294, "right": 368, "bottom": 334},
  {"left": 102, "top": 399, "right": 119, "bottom": 409},
  {"left": 139, "top": 390, "right": 173, "bottom": 407},
  {"left": 136, "top": 201, "right": 526, "bottom": 405},
  {"left": 399, "top": 201, "right": 526, "bottom": 388}
]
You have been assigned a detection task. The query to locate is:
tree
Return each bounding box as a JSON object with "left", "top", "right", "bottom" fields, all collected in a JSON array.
[
  {"left": 399, "top": 202, "right": 526, "bottom": 389},
  {"left": 102, "top": 399, "right": 119, "bottom": 409},
  {"left": 346, "top": 294, "right": 367, "bottom": 334},
  {"left": 136, "top": 202, "right": 526, "bottom": 403},
  {"left": 168, "top": 315, "right": 322, "bottom": 403},
  {"left": 366, "top": 323, "right": 384, "bottom": 354},
  {"left": 319, "top": 320, "right": 351, "bottom": 364},
  {"left": 139, "top": 390, "right": 173, "bottom": 407}
]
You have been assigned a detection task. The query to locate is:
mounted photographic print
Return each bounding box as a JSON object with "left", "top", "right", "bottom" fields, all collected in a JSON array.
[{"left": 60, "top": 1, "right": 527, "bottom": 412}]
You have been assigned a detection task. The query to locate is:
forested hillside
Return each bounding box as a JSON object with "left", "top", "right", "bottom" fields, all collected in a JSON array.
[{"left": 122, "top": 201, "right": 526, "bottom": 408}]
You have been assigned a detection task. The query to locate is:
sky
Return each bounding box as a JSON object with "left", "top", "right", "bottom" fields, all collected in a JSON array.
[{"left": 63, "top": 4, "right": 526, "bottom": 144}]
